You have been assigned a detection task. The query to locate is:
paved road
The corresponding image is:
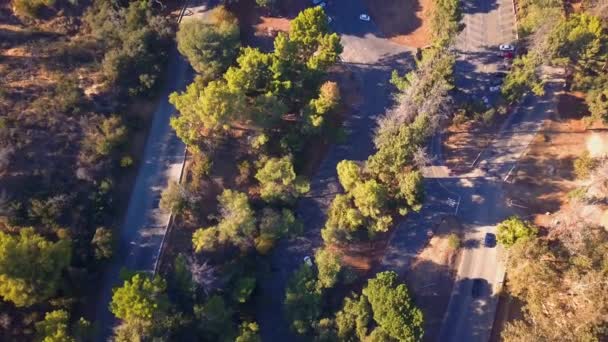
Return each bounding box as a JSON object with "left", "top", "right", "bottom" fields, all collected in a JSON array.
[
  {"left": 435, "top": 1, "right": 567, "bottom": 341},
  {"left": 93, "top": 47, "right": 188, "bottom": 341},
  {"left": 255, "top": 1, "right": 414, "bottom": 340}
]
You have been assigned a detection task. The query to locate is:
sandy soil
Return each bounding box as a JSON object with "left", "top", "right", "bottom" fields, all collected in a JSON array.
[{"left": 363, "top": 0, "right": 434, "bottom": 48}]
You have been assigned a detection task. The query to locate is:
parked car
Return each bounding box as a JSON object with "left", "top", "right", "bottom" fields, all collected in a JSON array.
[
  {"left": 359, "top": 14, "right": 371, "bottom": 21},
  {"left": 489, "top": 85, "right": 501, "bottom": 92},
  {"left": 304, "top": 256, "right": 313, "bottom": 267},
  {"left": 312, "top": 0, "right": 324, "bottom": 4},
  {"left": 502, "top": 51, "right": 514, "bottom": 59},
  {"left": 499, "top": 44, "right": 515, "bottom": 51}
]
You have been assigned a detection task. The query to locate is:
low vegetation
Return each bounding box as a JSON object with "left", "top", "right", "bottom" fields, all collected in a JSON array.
[{"left": 1, "top": 0, "right": 172, "bottom": 339}]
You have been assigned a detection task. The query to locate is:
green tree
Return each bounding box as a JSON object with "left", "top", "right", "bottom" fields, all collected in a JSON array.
[
  {"left": 92, "top": 227, "right": 114, "bottom": 260},
  {"left": 236, "top": 321, "right": 261, "bottom": 342},
  {"left": 586, "top": 88, "right": 608, "bottom": 122},
  {"left": 84, "top": 0, "right": 172, "bottom": 96},
  {"left": 336, "top": 160, "right": 361, "bottom": 192},
  {"left": 501, "top": 53, "right": 544, "bottom": 103},
  {"left": 256, "top": 208, "right": 301, "bottom": 254},
  {"left": 322, "top": 194, "right": 364, "bottom": 243},
  {"left": 255, "top": 156, "right": 309, "bottom": 202},
  {"left": 35, "top": 310, "right": 75, "bottom": 342},
  {"left": 305, "top": 81, "right": 340, "bottom": 130},
  {"left": 82, "top": 115, "right": 128, "bottom": 158},
  {"left": 195, "top": 295, "right": 235, "bottom": 339},
  {"left": 496, "top": 217, "right": 538, "bottom": 248},
  {"left": 232, "top": 276, "right": 256, "bottom": 303},
  {"left": 430, "top": 0, "right": 462, "bottom": 46},
  {"left": 362, "top": 271, "right": 424, "bottom": 342},
  {"left": 270, "top": 7, "right": 342, "bottom": 100},
  {"left": 192, "top": 227, "right": 220, "bottom": 253},
  {"left": 176, "top": 10, "right": 240, "bottom": 80},
  {"left": 159, "top": 181, "right": 191, "bottom": 215},
  {"left": 351, "top": 180, "right": 388, "bottom": 219},
  {"left": 396, "top": 170, "right": 424, "bottom": 214},
  {"left": 225, "top": 47, "right": 273, "bottom": 95},
  {"left": 285, "top": 264, "right": 322, "bottom": 334},
  {"left": 368, "top": 115, "right": 429, "bottom": 183},
  {"left": 315, "top": 248, "right": 342, "bottom": 289},
  {"left": 335, "top": 295, "right": 372, "bottom": 342},
  {"left": 170, "top": 79, "right": 247, "bottom": 144},
  {"left": 110, "top": 274, "right": 169, "bottom": 326},
  {"left": 0, "top": 228, "right": 71, "bottom": 307},
  {"left": 192, "top": 189, "right": 256, "bottom": 252}
]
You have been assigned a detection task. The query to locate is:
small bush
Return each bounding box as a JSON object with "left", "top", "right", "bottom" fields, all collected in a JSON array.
[
  {"left": 12, "top": 0, "right": 54, "bottom": 18},
  {"left": 120, "top": 156, "right": 133, "bottom": 168},
  {"left": 447, "top": 233, "right": 461, "bottom": 249},
  {"left": 481, "top": 108, "right": 496, "bottom": 125},
  {"left": 573, "top": 152, "right": 597, "bottom": 179}
]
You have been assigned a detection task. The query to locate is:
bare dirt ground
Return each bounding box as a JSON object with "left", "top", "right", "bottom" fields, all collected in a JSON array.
[
  {"left": 363, "top": 0, "right": 433, "bottom": 48},
  {"left": 504, "top": 92, "right": 595, "bottom": 219},
  {"left": 231, "top": 0, "right": 306, "bottom": 51},
  {"left": 405, "top": 216, "right": 462, "bottom": 342},
  {"left": 443, "top": 113, "right": 511, "bottom": 174}
]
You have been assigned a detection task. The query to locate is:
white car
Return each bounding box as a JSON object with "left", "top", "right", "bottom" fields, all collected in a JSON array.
[
  {"left": 359, "top": 14, "right": 371, "bottom": 21},
  {"left": 499, "top": 44, "right": 515, "bottom": 51},
  {"left": 304, "top": 256, "right": 313, "bottom": 267}
]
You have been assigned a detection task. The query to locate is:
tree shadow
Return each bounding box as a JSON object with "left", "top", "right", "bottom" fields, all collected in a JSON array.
[
  {"left": 360, "top": 0, "right": 424, "bottom": 41},
  {"left": 438, "top": 277, "right": 499, "bottom": 341}
]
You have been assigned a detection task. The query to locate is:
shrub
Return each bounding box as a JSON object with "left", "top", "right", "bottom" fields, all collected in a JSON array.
[
  {"left": 573, "top": 151, "right": 597, "bottom": 179},
  {"left": 120, "top": 156, "right": 133, "bottom": 168},
  {"left": 447, "top": 233, "right": 461, "bottom": 249},
  {"left": 12, "top": 0, "right": 54, "bottom": 18},
  {"left": 496, "top": 217, "right": 538, "bottom": 248}
]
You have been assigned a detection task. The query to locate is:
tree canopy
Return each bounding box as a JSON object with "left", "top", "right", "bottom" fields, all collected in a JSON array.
[
  {"left": 362, "top": 271, "right": 424, "bottom": 342},
  {"left": 0, "top": 228, "right": 71, "bottom": 307},
  {"left": 176, "top": 8, "right": 240, "bottom": 80},
  {"left": 35, "top": 310, "right": 75, "bottom": 342},
  {"left": 284, "top": 264, "right": 322, "bottom": 334},
  {"left": 192, "top": 189, "right": 256, "bottom": 252},
  {"left": 503, "top": 228, "right": 608, "bottom": 341},
  {"left": 255, "top": 156, "right": 309, "bottom": 203},
  {"left": 496, "top": 217, "right": 538, "bottom": 248},
  {"left": 110, "top": 274, "right": 169, "bottom": 325}
]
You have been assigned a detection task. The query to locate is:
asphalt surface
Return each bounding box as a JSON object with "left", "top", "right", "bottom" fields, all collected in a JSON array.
[
  {"left": 436, "top": 0, "right": 566, "bottom": 341},
  {"left": 93, "top": 47, "right": 188, "bottom": 340},
  {"left": 255, "top": 1, "right": 414, "bottom": 340}
]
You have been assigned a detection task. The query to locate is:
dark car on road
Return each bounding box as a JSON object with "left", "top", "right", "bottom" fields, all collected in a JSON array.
[
  {"left": 472, "top": 279, "right": 484, "bottom": 298},
  {"left": 484, "top": 233, "right": 496, "bottom": 247}
]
